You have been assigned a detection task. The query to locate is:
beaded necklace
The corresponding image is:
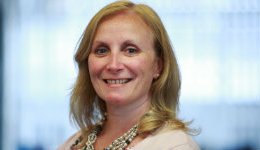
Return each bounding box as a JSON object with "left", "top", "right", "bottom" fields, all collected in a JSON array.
[{"left": 71, "top": 122, "right": 138, "bottom": 150}]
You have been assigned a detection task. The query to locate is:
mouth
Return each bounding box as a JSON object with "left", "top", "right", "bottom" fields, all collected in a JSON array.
[{"left": 104, "top": 79, "right": 132, "bottom": 84}]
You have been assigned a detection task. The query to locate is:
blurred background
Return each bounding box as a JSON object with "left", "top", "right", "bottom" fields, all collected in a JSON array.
[{"left": 0, "top": 0, "right": 259, "bottom": 150}]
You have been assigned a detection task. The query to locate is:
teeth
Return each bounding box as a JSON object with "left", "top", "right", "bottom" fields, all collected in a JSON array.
[{"left": 106, "top": 79, "right": 129, "bottom": 84}]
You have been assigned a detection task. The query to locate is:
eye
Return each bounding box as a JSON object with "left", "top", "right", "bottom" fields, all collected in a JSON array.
[
  {"left": 124, "top": 46, "right": 138, "bottom": 56},
  {"left": 94, "top": 46, "right": 109, "bottom": 56}
]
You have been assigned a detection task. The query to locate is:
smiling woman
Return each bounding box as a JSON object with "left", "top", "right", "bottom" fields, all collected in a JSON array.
[
  {"left": 58, "top": 1, "right": 199, "bottom": 150},
  {"left": 89, "top": 12, "right": 159, "bottom": 107}
]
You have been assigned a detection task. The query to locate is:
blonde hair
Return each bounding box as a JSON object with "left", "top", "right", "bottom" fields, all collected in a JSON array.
[{"left": 70, "top": 0, "right": 190, "bottom": 142}]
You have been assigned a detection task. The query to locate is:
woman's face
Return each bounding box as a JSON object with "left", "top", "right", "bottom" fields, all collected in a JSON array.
[{"left": 88, "top": 12, "right": 161, "bottom": 107}]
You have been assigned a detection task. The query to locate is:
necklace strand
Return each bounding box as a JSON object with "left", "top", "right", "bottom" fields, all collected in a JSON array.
[{"left": 77, "top": 124, "right": 138, "bottom": 150}]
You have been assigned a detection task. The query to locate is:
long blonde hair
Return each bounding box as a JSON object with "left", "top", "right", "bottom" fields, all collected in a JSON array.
[{"left": 70, "top": 0, "right": 189, "bottom": 140}]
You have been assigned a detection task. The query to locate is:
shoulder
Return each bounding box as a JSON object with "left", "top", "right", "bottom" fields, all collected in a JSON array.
[
  {"left": 133, "top": 127, "right": 200, "bottom": 150},
  {"left": 57, "top": 131, "right": 82, "bottom": 150}
]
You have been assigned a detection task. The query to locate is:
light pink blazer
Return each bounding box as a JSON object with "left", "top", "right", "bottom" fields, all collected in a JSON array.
[{"left": 58, "top": 125, "right": 200, "bottom": 150}]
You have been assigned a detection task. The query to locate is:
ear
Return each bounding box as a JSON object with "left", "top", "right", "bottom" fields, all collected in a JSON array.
[{"left": 153, "top": 57, "right": 162, "bottom": 79}]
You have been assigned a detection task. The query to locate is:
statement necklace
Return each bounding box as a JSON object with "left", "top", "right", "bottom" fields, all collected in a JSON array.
[{"left": 80, "top": 123, "right": 138, "bottom": 150}]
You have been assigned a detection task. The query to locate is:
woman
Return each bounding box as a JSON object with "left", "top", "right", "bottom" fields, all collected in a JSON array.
[{"left": 59, "top": 1, "right": 199, "bottom": 150}]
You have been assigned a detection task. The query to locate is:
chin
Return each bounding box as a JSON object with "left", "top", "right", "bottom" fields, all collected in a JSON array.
[{"left": 104, "top": 96, "right": 129, "bottom": 106}]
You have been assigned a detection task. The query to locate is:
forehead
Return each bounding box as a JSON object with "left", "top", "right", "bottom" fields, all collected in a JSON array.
[
  {"left": 100, "top": 11, "right": 146, "bottom": 26},
  {"left": 94, "top": 11, "right": 154, "bottom": 42}
]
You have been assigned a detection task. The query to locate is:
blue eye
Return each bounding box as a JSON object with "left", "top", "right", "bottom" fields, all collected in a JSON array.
[
  {"left": 127, "top": 48, "right": 136, "bottom": 53},
  {"left": 125, "top": 47, "right": 138, "bottom": 56},
  {"left": 95, "top": 47, "right": 109, "bottom": 56}
]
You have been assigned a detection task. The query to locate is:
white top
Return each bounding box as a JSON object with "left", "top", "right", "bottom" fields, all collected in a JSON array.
[{"left": 58, "top": 125, "right": 200, "bottom": 150}]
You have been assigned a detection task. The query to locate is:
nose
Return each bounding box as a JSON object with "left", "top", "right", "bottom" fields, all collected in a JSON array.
[{"left": 106, "top": 52, "right": 123, "bottom": 73}]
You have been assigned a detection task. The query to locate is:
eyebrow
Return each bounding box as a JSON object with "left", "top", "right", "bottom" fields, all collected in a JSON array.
[
  {"left": 92, "top": 40, "right": 139, "bottom": 50},
  {"left": 121, "top": 40, "right": 139, "bottom": 49},
  {"left": 91, "top": 41, "right": 109, "bottom": 50}
]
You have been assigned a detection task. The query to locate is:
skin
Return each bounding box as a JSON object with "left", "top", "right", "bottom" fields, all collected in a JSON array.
[{"left": 88, "top": 11, "right": 161, "bottom": 149}]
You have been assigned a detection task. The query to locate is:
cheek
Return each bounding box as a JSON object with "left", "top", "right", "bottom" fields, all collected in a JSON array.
[
  {"left": 88, "top": 57, "right": 94, "bottom": 75},
  {"left": 88, "top": 56, "right": 102, "bottom": 78},
  {"left": 130, "top": 57, "right": 156, "bottom": 76}
]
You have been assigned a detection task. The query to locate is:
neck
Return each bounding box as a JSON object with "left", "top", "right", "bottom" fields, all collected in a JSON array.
[
  {"left": 103, "top": 97, "right": 150, "bottom": 134},
  {"left": 93, "top": 98, "right": 150, "bottom": 150}
]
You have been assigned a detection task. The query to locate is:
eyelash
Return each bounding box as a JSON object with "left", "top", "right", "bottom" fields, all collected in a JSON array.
[
  {"left": 94, "top": 46, "right": 109, "bottom": 56},
  {"left": 124, "top": 46, "right": 138, "bottom": 55}
]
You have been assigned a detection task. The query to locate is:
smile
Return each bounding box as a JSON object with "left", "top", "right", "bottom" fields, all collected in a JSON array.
[{"left": 104, "top": 79, "right": 131, "bottom": 84}]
